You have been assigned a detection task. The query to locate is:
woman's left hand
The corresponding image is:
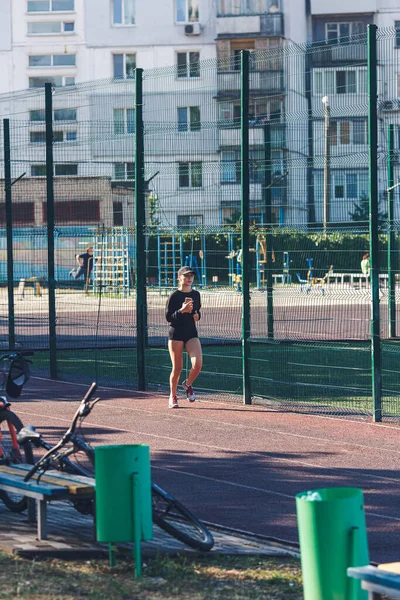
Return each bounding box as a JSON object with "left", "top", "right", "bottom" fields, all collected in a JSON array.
[{"left": 193, "top": 312, "right": 200, "bottom": 322}]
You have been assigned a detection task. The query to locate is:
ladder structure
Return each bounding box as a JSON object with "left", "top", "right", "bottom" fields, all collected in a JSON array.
[
  {"left": 157, "top": 231, "right": 183, "bottom": 289},
  {"left": 92, "top": 227, "right": 131, "bottom": 297}
]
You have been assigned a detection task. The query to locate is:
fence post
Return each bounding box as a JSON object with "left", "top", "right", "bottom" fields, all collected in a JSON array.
[
  {"left": 45, "top": 83, "right": 57, "bottom": 378},
  {"left": 3, "top": 119, "right": 15, "bottom": 349},
  {"left": 135, "top": 69, "right": 147, "bottom": 391},
  {"left": 387, "top": 124, "right": 396, "bottom": 339},
  {"left": 263, "top": 122, "right": 274, "bottom": 339},
  {"left": 241, "top": 50, "right": 251, "bottom": 405},
  {"left": 367, "top": 24, "right": 382, "bottom": 422}
]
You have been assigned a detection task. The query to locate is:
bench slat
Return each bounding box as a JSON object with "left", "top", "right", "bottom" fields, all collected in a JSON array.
[
  {"left": 0, "top": 465, "right": 94, "bottom": 496},
  {"left": 8, "top": 464, "right": 95, "bottom": 486},
  {"left": 0, "top": 472, "right": 68, "bottom": 497}
]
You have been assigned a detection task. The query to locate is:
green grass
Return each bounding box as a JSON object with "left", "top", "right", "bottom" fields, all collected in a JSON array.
[
  {"left": 0, "top": 552, "right": 302, "bottom": 600},
  {"left": 31, "top": 339, "right": 400, "bottom": 416}
]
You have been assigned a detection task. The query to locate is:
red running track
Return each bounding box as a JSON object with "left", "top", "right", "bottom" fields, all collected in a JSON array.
[{"left": 11, "top": 377, "right": 400, "bottom": 563}]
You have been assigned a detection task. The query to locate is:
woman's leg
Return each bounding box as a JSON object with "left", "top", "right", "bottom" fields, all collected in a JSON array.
[
  {"left": 184, "top": 338, "right": 203, "bottom": 386},
  {"left": 168, "top": 340, "right": 184, "bottom": 396}
]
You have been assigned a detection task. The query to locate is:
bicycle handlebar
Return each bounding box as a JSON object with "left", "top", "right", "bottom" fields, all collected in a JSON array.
[{"left": 24, "top": 381, "right": 99, "bottom": 482}]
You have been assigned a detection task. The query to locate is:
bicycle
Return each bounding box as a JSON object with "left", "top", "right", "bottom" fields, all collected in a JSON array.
[
  {"left": 0, "top": 351, "right": 34, "bottom": 512},
  {"left": 17, "top": 382, "right": 214, "bottom": 552}
]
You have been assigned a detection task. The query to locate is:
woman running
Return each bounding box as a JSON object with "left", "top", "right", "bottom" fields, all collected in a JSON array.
[{"left": 165, "top": 266, "right": 202, "bottom": 408}]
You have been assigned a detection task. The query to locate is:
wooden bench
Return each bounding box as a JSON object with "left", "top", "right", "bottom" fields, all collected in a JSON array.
[
  {"left": 348, "top": 564, "right": 400, "bottom": 599},
  {"left": 0, "top": 464, "right": 95, "bottom": 541}
]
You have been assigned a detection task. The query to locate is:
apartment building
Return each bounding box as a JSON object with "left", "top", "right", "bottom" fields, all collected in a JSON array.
[
  {"left": 310, "top": 0, "right": 400, "bottom": 224},
  {"left": 0, "top": 0, "right": 399, "bottom": 228}
]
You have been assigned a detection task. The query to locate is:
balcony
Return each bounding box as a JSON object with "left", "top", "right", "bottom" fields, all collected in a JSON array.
[
  {"left": 219, "top": 124, "right": 286, "bottom": 148},
  {"left": 217, "top": 70, "right": 284, "bottom": 96},
  {"left": 216, "top": 13, "right": 284, "bottom": 37},
  {"left": 311, "top": 42, "right": 367, "bottom": 67}
]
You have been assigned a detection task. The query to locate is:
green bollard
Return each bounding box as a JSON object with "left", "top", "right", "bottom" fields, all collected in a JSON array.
[
  {"left": 95, "top": 444, "right": 153, "bottom": 577},
  {"left": 296, "top": 487, "right": 369, "bottom": 600}
]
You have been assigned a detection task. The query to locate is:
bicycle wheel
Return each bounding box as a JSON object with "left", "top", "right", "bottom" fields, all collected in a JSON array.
[
  {"left": 0, "top": 410, "right": 34, "bottom": 512},
  {"left": 59, "top": 441, "right": 95, "bottom": 516},
  {"left": 152, "top": 483, "right": 214, "bottom": 551}
]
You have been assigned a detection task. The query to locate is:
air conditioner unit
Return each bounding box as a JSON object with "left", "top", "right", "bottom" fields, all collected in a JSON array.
[{"left": 185, "top": 22, "right": 201, "bottom": 36}]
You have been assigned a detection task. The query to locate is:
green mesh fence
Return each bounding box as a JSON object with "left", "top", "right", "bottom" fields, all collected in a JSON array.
[{"left": 0, "top": 28, "right": 400, "bottom": 419}]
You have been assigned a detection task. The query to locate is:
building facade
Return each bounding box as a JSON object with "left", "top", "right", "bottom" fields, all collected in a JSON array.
[{"left": 0, "top": 0, "right": 399, "bottom": 228}]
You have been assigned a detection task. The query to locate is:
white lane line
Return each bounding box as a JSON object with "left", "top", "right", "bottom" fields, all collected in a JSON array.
[
  {"left": 151, "top": 466, "right": 294, "bottom": 499},
  {"left": 31, "top": 376, "right": 400, "bottom": 432},
  {"left": 18, "top": 408, "right": 400, "bottom": 485},
  {"left": 153, "top": 466, "right": 400, "bottom": 523}
]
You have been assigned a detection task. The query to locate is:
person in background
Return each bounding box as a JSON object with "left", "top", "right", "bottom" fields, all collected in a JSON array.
[
  {"left": 165, "top": 266, "right": 202, "bottom": 409},
  {"left": 361, "top": 252, "right": 370, "bottom": 276},
  {"left": 70, "top": 246, "right": 94, "bottom": 282}
]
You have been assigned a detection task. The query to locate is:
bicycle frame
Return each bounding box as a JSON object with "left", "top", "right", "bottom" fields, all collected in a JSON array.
[
  {"left": 23, "top": 382, "right": 99, "bottom": 482},
  {"left": 0, "top": 399, "right": 21, "bottom": 461},
  {"left": 0, "top": 351, "right": 33, "bottom": 462}
]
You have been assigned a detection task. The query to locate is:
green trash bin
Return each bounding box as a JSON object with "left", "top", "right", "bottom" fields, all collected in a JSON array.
[
  {"left": 95, "top": 444, "right": 153, "bottom": 543},
  {"left": 296, "top": 487, "right": 369, "bottom": 600}
]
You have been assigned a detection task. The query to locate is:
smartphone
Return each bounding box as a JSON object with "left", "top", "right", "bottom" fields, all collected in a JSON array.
[{"left": 185, "top": 297, "right": 193, "bottom": 304}]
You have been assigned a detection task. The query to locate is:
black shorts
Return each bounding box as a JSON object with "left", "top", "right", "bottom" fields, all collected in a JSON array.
[{"left": 168, "top": 327, "right": 198, "bottom": 344}]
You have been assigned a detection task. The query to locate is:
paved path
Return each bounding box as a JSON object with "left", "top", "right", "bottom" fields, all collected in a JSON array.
[
  {"left": 0, "top": 501, "right": 294, "bottom": 560},
  {"left": 3, "top": 377, "right": 400, "bottom": 563}
]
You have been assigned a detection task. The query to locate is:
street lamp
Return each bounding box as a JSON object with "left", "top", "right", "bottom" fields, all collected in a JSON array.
[{"left": 322, "top": 95, "right": 330, "bottom": 235}]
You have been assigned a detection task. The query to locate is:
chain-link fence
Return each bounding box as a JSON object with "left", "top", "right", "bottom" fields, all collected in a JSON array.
[{"left": 1, "top": 26, "right": 400, "bottom": 419}]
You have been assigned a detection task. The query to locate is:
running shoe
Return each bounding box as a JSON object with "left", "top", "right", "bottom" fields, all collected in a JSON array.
[
  {"left": 182, "top": 380, "right": 196, "bottom": 402},
  {"left": 169, "top": 395, "right": 179, "bottom": 409}
]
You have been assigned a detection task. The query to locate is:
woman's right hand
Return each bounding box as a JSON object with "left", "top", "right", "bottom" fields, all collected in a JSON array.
[{"left": 180, "top": 300, "right": 193, "bottom": 313}]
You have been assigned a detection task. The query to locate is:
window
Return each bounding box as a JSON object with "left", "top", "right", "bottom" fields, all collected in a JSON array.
[
  {"left": 55, "top": 164, "right": 78, "bottom": 176},
  {"left": 113, "top": 201, "right": 123, "bottom": 226},
  {"left": 176, "top": 0, "right": 199, "bottom": 22},
  {"left": 177, "top": 215, "right": 203, "bottom": 227},
  {"left": 42, "top": 201, "right": 100, "bottom": 224},
  {"left": 30, "top": 110, "right": 45, "bottom": 121},
  {"left": 178, "top": 162, "right": 202, "bottom": 187},
  {"left": 232, "top": 49, "right": 257, "bottom": 71},
  {"left": 55, "top": 108, "right": 77, "bottom": 121},
  {"left": 28, "top": 21, "right": 75, "bottom": 34},
  {"left": 336, "top": 70, "right": 356, "bottom": 94},
  {"left": 221, "top": 148, "right": 283, "bottom": 184},
  {"left": 221, "top": 151, "right": 241, "bottom": 183},
  {"left": 314, "top": 170, "right": 368, "bottom": 204},
  {"left": 113, "top": 109, "right": 135, "bottom": 135},
  {"left": 113, "top": 0, "right": 135, "bottom": 24},
  {"left": 114, "top": 162, "right": 135, "bottom": 180},
  {"left": 177, "top": 106, "right": 201, "bottom": 132},
  {"left": 333, "top": 172, "right": 368, "bottom": 200},
  {"left": 29, "top": 76, "right": 75, "bottom": 87},
  {"left": 177, "top": 52, "right": 200, "bottom": 78},
  {"left": 30, "top": 130, "right": 76, "bottom": 143},
  {"left": 325, "top": 21, "right": 364, "bottom": 43},
  {"left": 31, "top": 163, "right": 78, "bottom": 176},
  {"left": 29, "top": 108, "right": 76, "bottom": 121},
  {"left": 314, "top": 69, "right": 367, "bottom": 95},
  {"left": 0, "top": 203, "right": 35, "bottom": 226},
  {"left": 230, "top": 40, "right": 255, "bottom": 70},
  {"left": 219, "top": 99, "right": 282, "bottom": 128},
  {"left": 113, "top": 54, "right": 136, "bottom": 79},
  {"left": 29, "top": 54, "right": 76, "bottom": 67},
  {"left": 31, "top": 164, "right": 47, "bottom": 176},
  {"left": 396, "top": 21, "right": 400, "bottom": 48},
  {"left": 27, "top": 0, "right": 74, "bottom": 12}
]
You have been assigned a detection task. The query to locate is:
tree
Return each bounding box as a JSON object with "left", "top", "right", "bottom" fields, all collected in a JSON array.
[{"left": 349, "top": 194, "right": 387, "bottom": 228}]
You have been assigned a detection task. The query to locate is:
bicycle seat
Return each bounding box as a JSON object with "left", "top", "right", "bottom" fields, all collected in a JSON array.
[{"left": 17, "top": 425, "right": 42, "bottom": 446}]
